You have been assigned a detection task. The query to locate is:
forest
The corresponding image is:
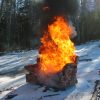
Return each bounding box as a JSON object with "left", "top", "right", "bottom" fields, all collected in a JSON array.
[{"left": 0, "top": 0, "right": 100, "bottom": 51}]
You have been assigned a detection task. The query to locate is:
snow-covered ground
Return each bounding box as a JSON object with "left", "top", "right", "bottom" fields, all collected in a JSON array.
[{"left": 0, "top": 41, "right": 100, "bottom": 100}]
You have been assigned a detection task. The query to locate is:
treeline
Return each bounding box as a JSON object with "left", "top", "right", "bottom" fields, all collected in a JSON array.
[
  {"left": 74, "top": 0, "right": 100, "bottom": 44},
  {"left": 0, "top": 0, "right": 100, "bottom": 51},
  {"left": 0, "top": 0, "right": 43, "bottom": 51}
]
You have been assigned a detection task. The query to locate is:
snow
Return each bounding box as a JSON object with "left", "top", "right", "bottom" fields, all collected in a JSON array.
[{"left": 0, "top": 41, "right": 100, "bottom": 100}]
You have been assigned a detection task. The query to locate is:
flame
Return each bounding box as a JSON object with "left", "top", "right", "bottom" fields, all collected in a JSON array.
[{"left": 39, "top": 16, "right": 76, "bottom": 74}]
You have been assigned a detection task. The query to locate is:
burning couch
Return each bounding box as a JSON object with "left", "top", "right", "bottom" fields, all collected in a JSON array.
[{"left": 25, "top": 16, "right": 78, "bottom": 90}]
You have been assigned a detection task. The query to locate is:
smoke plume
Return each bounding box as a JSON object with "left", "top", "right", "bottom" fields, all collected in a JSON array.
[{"left": 42, "top": 0, "right": 79, "bottom": 30}]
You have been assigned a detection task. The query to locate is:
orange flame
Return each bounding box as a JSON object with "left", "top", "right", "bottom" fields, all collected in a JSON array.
[{"left": 39, "top": 16, "right": 76, "bottom": 74}]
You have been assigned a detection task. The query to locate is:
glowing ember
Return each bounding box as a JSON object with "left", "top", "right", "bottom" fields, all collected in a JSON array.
[{"left": 39, "top": 16, "right": 76, "bottom": 74}]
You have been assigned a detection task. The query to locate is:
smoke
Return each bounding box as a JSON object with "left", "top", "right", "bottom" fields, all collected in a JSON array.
[
  {"left": 42, "top": 0, "right": 79, "bottom": 30},
  {"left": 44, "top": 0, "right": 78, "bottom": 16}
]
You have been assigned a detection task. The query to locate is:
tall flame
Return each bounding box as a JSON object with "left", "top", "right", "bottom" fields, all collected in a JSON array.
[{"left": 39, "top": 16, "right": 76, "bottom": 74}]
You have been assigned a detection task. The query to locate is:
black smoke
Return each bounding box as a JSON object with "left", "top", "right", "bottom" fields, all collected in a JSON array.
[
  {"left": 44, "top": 0, "right": 78, "bottom": 16},
  {"left": 42, "top": 0, "right": 79, "bottom": 30}
]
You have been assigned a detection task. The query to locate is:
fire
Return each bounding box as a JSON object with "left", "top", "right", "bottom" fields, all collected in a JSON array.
[{"left": 39, "top": 16, "right": 76, "bottom": 74}]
